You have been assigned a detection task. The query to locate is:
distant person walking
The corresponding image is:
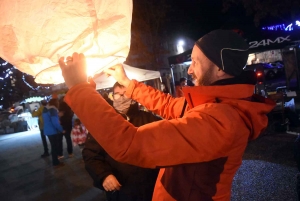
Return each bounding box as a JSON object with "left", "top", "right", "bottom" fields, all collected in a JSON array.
[
  {"left": 32, "top": 100, "right": 49, "bottom": 158},
  {"left": 58, "top": 96, "right": 74, "bottom": 158},
  {"left": 42, "top": 99, "right": 64, "bottom": 167}
]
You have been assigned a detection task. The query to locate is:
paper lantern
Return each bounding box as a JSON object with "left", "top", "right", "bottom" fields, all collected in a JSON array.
[{"left": 0, "top": 0, "right": 132, "bottom": 84}]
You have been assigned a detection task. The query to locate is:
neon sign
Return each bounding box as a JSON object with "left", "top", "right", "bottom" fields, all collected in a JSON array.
[
  {"left": 249, "top": 35, "right": 291, "bottom": 48},
  {"left": 262, "top": 20, "right": 300, "bottom": 31}
]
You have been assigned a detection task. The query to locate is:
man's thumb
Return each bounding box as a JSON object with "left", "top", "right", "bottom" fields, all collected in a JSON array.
[{"left": 88, "top": 77, "right": 96, "bottom": 89}]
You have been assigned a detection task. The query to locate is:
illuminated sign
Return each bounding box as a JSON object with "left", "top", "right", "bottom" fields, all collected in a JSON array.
[
  {"left": 262, "top": 20, "right": 300, "bottom": 31},
  {"left": 249, "top": 36, "right": 291, "bottom": 48}
]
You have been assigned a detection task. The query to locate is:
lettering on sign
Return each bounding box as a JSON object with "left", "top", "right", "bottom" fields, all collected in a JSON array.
[{"left": 249, "top": 35, "right": 291, "bottom": 48}]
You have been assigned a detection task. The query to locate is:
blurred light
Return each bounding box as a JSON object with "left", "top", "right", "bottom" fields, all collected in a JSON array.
[
  {"left": 257, "top": 72, "right": 262, "bottom": 77},
  {"left": 178, "top": 40, "right": 184, "bottom": 46},
  {"left": 177, "top": 40, "right": 184, "bottom": 54},
  {"left": 183, "top": 61, "right": 192, "bottom": 65},
  {"left": 285, "top": 23, "right": 293, "bottom": 31}
]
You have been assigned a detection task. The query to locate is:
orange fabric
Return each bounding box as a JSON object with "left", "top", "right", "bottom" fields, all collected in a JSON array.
[
  {"left": 65, "top": 80, "right": 275, "bottom": 201},
  {"left": 175, "top": 86, "right": 184, "bottom": 97}
]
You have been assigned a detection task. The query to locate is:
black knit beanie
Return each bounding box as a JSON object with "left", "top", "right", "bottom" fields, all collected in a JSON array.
[{"left": 195, "top": 29, "right": 249, "bottom": 76}]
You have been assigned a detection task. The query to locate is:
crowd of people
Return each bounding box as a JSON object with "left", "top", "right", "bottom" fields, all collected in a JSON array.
[
  {"left": 32, "top": 96, "right": 88, "bottom": 167},
  {"left": 33, "top": 82, "right": 163, "bottom": 200}
]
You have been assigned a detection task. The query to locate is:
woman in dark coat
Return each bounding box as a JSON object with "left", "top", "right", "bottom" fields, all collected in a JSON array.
[{"left": 82, "top": 83, "right": 161, "bottom": 201}]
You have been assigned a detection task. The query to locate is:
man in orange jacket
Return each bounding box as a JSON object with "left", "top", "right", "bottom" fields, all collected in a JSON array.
[{"left": 59, "top": 29, "right": 275, "bottom": 201}]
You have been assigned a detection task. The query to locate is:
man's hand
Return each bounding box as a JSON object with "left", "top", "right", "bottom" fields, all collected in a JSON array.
[
  {"left": 103, "top": 64, "right": 131, "bottom": 88},
  {"left": 58, "top": 52, "right": 87, "bottom": 89},
  {"left": 102, "top": 174, "right": 121, "bottom": 192},
  {"left": 88, "top": 77, "right": 96, "bottom": 89}
]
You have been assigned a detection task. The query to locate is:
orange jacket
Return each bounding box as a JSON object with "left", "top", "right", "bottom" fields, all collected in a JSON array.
[
  {"left": 175, "top": 86, "right": 184, "bottom": 97},
  {"left": 65, "top": 80, "right": 275, "bottom": 201}
]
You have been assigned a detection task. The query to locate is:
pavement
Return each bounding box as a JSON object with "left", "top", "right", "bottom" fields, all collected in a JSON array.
[{"left": 0, "top": 130, "right": 299, "bottom": 201}]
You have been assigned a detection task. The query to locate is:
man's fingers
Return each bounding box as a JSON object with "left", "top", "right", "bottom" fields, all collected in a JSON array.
[
  {"left": 72, "top": 52, "right": 79, "bottom": 61},
  {"left": 79, "top": 53, "right": 85, "bottom": 60},
  {"left": 58, "top": 57, "right": 66, "bottom": 69},
  {"left": 88, "top": 77, "right": 96, "bottom": 89},
  {"left": 115, "top": 184, "right": 121, "bottom": 190},
  {"left": 103, "top": 68, "right": 114, "bottom": 76},
  {"left": 66, "top": 56, "right": 72, "bottom": 62}
]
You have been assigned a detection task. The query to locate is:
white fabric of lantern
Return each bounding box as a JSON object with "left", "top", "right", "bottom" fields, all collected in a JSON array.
[{"left": 0, "top": 0, "right": 132, "bottom": 84}]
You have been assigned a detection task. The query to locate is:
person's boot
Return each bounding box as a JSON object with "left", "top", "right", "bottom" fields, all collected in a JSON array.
[{"left": 41, "top": 152, "right": 50, "bottom": 158}]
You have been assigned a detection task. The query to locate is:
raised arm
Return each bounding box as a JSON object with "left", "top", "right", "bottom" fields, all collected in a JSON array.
[
  {"left": 65, "top": 83, "right": 239, "bottom": 169},
  {"left": 125, "top": 80, "right": 186, "bottom": 119}
]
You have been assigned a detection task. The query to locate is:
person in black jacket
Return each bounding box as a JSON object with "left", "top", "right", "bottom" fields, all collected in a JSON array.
[
  {"left": 58, "top": 96, "right": 74, "bottom": 158},
  {"left": 82, "top": 82, "right": 161, "bottom": 201}
]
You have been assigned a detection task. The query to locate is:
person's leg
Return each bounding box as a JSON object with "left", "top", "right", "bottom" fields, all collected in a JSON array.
[
  {"left": 57, "top": 133, "right": 63, "bottom": 158},
  {"left": 47, "top": 135, "right": 60, "bottom": 166},
  {"left": 65, "top": 129, "right": 73, "bottom": 155},
  {"left": 40, "top": 129, "right": 49, "bottom": 157}
]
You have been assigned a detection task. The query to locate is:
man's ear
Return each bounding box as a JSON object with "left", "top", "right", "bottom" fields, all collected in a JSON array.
[{"left": 216, "top": 68, "right": 226, "bottom": 77}]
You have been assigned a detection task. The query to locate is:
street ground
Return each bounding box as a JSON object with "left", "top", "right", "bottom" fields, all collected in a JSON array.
[{"left": 0, "top": 130, "right": 298, "bottom": 201}]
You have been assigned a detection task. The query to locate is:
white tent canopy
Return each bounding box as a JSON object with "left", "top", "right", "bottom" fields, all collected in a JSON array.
[{"left": 94, "top": 64, "right": 161, "bottom": 90}]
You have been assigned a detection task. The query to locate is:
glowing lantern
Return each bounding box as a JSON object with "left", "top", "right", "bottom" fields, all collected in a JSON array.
[{"left": 0, "top": 0, "right": 133, "bottom": 84}]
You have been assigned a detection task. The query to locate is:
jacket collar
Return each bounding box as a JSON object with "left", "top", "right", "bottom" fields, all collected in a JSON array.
[
  {"left": 182, "top": 84, "right": 255, "bottom": 109},
  {"left": 182, "top": 71, "right": 257, "bottom": 108}
]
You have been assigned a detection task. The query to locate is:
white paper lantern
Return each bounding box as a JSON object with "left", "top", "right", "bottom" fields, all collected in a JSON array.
[{"left": 0, "top": 0, "right": 133, "bottom": 84}]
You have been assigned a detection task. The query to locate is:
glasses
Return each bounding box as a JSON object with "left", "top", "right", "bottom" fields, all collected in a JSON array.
[{"left": 112, "top": 92, "right": 126, "bottom": 100}]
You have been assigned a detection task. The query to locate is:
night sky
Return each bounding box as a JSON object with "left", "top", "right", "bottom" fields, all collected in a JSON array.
[
  {"left": 163, "top": 0, "right": 290, "bottom": 40},
  {"left": 165, "top": 0, "right": 252, "bottom": 40}
]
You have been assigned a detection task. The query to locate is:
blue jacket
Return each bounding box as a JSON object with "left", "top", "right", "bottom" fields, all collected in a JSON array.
[{"left": 42, "top": 106, "right": 63, "bottom": 136}]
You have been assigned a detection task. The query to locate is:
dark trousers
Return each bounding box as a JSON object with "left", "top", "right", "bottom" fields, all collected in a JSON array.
[
  {"left": 58, "top": 129, "right": 73, "bottom": 155},
  {"left": 47, "top": 134, "right": 61, "bottom": 166},
  {"left": 40, "top": 129, "right": 49, "bottom": 154}
]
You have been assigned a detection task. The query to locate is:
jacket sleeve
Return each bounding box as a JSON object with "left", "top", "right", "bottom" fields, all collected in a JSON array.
[
  {"left": 65, "top": 82, "right": 238, "bottom": 169},
  {"left": 82, "top": 133, "right": 113, "bottom": 190},
  {"left": 49, "top": 109, "right": 63, "bottom": 133},
  {"left": 126, "top": 80, "right": 186, "bottom": 119},
  {"left": 31, "top": 106, "right": 43, "bottom": 117}
]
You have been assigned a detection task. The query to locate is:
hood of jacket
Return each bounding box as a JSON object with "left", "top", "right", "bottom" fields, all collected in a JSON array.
[{"left": 183, "top": 83, "right": 275, "bottom": 140}]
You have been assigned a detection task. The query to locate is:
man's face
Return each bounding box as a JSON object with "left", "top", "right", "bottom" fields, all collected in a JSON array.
[
  {"left": 113, "top": 86, "right": 127, "bottom": 100},
  {"left": 180, "top": 80, "right": 187, "bottom": 87},
  {"left": 188, "top": 45, "right": 219, "bottom": 86}
]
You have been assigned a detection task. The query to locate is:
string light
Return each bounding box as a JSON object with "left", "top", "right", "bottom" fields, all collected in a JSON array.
[
  {"left": 262, "top": 20, "right": 300, "bottom": 31},
  {"left": 1, "top": 61, "right": 8, "bottom": 66},
  {"left": 22, "top": 74, "right": 41, "bottom": 91},
  {"left": 0, "top": 59, "right": 52, "bottom": 91},
  {"left": 22, "top": 74, "right": 52, "bottom": 91}
]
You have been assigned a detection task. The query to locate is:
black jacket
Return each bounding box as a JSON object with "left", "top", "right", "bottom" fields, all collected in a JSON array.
[
  {"left": 82, "top": 103, "right": 161, "bottom": 201},
  {"left": 59, "top": 101, "right": 74, "bottom": 132}
]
